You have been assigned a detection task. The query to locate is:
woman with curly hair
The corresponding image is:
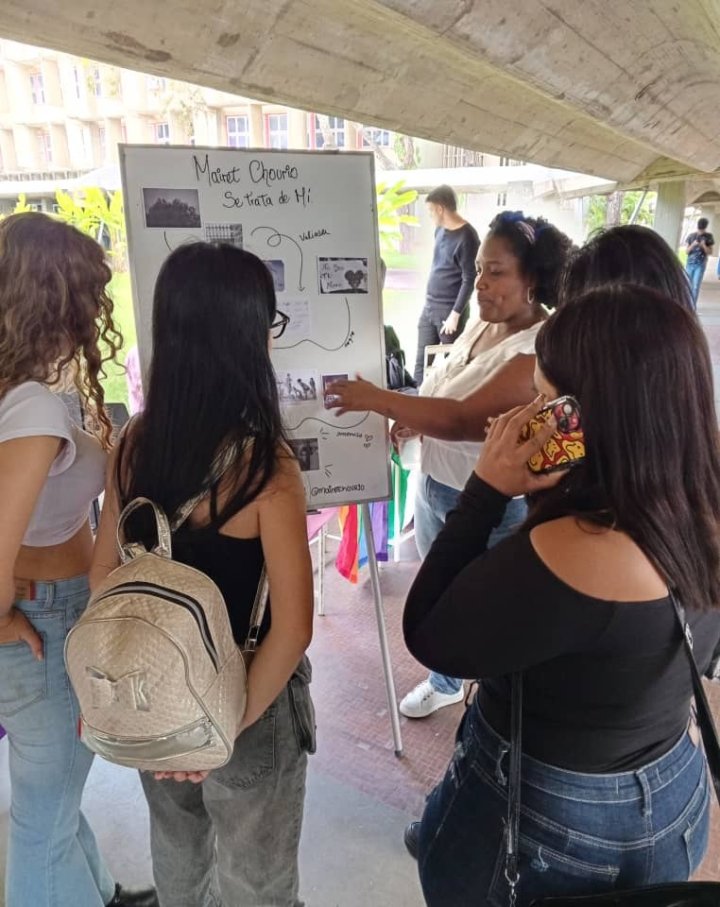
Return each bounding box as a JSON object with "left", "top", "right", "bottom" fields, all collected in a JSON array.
[{"left": 0, "top": 213, "right": 157, "bottom": 907}]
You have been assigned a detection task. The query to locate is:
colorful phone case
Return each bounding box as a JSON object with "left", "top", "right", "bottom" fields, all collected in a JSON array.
[{"left": 520, "top": 396, "right": 586, "bottom": 474}]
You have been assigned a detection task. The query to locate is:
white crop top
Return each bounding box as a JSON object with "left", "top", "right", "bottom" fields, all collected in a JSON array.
[{"left": 0, "top": 382, "right": 106, "bottom": 546}]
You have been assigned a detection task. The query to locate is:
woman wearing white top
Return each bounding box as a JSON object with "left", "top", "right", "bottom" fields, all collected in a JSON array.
[
  {"left": 329, "top": 211, "right": 573, "bottom": 717},
  {"left": 0, "top": 213, "right": 157, "bottom": 907}
]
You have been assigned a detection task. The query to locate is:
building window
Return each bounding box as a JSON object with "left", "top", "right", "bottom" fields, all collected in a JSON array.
[
  {"left": 154, "top": 122, "right": 170, "bottom": 144},
  {"left": 30, "top": 72, "right": 45, "bottom": 105},
  {"left": 80, "top": 125, "right": 91, "bottom": 165},
  {"left": 91, "top": 67, "right": 102, "bottom": 97},
  {"left": 147, "top": 75, "right": 167, "bottom": 92},
  {"left": 265, "top": 113, "right": 288, "bottom": 149},
  {"left": 98, "top": 126, "right": 107, "bottom": 161},
  {"left": 311, "top": 115, "right": 345, "bottom": 149},
  {"left": 72, "top": 66, "right": 82, "bottom": 100},
  {"left": 226, "top": 115, "right": 249, "bottom": 148},
  {"left": 362, "top": 126, "right": 392, "bottom": 147},
  {"left": 37, "top": 130, "right": 52, "bottom": 166},
  {"left": 442, "top": 145, "right": 485, "bottom": 168}
]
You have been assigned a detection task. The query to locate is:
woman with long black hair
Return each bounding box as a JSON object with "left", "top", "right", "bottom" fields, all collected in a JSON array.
[
  {"left": 404, "top": 285, "right": 720, "bottom": 905},
  {"left": 91, "top": 243, "right": 314, "bottom": 907}
]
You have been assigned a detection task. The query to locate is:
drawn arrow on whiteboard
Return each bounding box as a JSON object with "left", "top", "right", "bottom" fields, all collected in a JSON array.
[{"left": 251, "top": 226, "right": 306, "bottom": 291}]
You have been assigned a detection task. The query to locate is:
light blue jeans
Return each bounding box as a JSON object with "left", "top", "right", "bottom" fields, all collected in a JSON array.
[
  {"left": 686, "top": 260, "right": 706, "bottom": 308},
  {"left": 414, "top": 474, "right": 527, "bottom": 695},
  {"left": 0, "top": 575, "right": 115, "bottom": 907}
]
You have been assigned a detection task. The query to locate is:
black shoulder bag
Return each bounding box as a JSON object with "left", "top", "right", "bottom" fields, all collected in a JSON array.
[{"left": 505, "top": 594, "right": 720, "bottom": 907}]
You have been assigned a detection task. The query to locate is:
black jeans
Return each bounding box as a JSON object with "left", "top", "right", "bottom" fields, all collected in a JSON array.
[{"left": 414, "top": 303, "right": 465, "bottom": 386}]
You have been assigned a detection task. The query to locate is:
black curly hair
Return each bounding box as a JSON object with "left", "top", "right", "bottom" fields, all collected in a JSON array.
[{"left": 487, "top": 211, "right": 574, "bottom": 310}]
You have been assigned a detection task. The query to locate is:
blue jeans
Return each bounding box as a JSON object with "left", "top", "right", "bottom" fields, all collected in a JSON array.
[
  {"left": 0, "top": 575, "right": 115, "bottom": 907},
  {"left": 414, "top": 474, "right": 527, "bottom": 695},
  {"left": 686, "top": 260, "right": 706, "bottom": 307},
  {"left": 418, "top": 699, "right": 710, "bottom": 906}
]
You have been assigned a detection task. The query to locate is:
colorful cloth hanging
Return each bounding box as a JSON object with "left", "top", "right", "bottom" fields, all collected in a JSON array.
[{"left": 335, "top": 452, "right": 411, "bottom": 583}]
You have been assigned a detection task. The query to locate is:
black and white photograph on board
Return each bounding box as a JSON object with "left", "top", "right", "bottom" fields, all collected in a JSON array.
[
  {"left": 277, "top": 370, "right": 318, "bottom": 405},
  {"left": 288, "top": 437, "right": 320, "bottom": 472},
  {"left": 263, "top": 259, "right": 286, "bottom": 293},
  {"left": 143, "top": 188, "right": 202, "bottom": 228},
  {"left": 204, "top": 223, "right": 243, "bottom": 246}
]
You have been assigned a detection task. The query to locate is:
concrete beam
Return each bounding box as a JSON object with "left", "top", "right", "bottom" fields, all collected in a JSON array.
[{"left": 0, "top": 1, "right": 718, "bottom": 182}]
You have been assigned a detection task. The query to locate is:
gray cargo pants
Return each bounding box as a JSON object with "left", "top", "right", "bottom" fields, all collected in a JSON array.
[{"left": 140, "top": 657, "right": 316, "bottom": 907}]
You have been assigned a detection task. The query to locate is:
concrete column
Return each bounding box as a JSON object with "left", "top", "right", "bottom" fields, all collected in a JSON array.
[
  {"left": 249, "top": 102, "right": 264, "bottom": 147},
  {"left": 288, "top": 109, "right": 306, "bottom": 148},
  {"left": 654, "top": 180, "right": 686, "bottom": 251}
]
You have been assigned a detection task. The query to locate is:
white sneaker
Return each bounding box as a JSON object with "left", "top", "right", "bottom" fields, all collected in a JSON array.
[{"left": 399, "top": 679, "right": 465, "bottom": 718}]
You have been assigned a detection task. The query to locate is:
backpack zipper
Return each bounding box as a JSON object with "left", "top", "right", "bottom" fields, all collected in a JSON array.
[{"left": 93, "top": 582, "right": 220, "bottom": 671}]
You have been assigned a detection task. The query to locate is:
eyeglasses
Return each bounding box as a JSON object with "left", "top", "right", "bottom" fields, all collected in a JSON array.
[{"left": 271, "top": 310, "right": 290, "bottom": 340}]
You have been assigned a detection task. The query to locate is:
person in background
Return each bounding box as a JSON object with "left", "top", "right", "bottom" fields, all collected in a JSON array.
[
  {"left": 0, "top": 212, "right": 157, "bottom": 907},
  {"left": 91, "top": 243, "right": 315, "bottom": 907},
  {"left": 330, "top": 211, "right": 573, "bottom": 718},
  {"left": 413, "top": 185, "right": 480, "bottom": 385},
  {"left": 404, "top": 286, "right": 720, "bottom": 905},
  {"left": 685, "top": 215, "right": 714, "bottom": 307}
]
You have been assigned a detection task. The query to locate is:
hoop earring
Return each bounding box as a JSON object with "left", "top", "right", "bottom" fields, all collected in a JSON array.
[{"left": 527, "top": 288, "right": 536, "bottom": 306}]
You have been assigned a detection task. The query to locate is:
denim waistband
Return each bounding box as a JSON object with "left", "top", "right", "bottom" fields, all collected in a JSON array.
[
  {"left": 468, "top": 697, "right": 700, "bottom": 802},
  {"left": 14, "top": 574, "right": 90, "bottom": 607}
]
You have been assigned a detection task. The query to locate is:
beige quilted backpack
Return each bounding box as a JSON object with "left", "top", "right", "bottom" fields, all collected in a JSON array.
[{"left": 65, "top": 481, "right": 268, "bottom": 772}]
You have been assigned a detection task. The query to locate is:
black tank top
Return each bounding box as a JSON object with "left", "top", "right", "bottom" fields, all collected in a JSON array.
[
  {"left": 118, "top": 447, "right": 271, "bottom": 647},
  {"left": 171, "top": 526, "right": 269, "bottom": 647}
]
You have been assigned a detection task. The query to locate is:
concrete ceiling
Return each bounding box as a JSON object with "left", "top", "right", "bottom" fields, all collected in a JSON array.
[{"left": 1, "top": 0, "right": 719, "bottom": 184}]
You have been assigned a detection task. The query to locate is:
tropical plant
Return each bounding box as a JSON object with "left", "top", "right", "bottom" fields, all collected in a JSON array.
[
  {"left": 54, "top": 187, "right": 127, "bottom": 269},
  {"left": 12, "top": 193, "right": 34, "bottom": 214},
  {"left": 376, "top": 180, "right": 419, "bottom": 256}
]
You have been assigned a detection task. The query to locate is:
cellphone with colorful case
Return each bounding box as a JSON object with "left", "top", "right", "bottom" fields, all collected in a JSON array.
[{"left": 520, "top": 395, "right": 586, "bottom": 474}]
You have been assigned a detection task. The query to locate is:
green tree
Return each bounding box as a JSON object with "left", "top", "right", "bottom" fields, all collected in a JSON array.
[
  {"left": 585, "top": 190, "right": 655, "bottom": 235},
  {"left": 376, "top": 180, "right": 419, "bottom": 256}
]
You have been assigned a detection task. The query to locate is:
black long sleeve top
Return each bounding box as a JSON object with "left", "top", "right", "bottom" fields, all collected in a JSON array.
[
  {"left": 404, "top": 473, "right": 720, "bottom": 772},
  {"left": 425, "top": 223, "right": 480, "bottom": 314}
]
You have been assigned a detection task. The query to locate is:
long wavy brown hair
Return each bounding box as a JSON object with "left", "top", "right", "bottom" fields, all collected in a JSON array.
[{"left": 0, "top": 212, "right": 122, "bottom": 446}]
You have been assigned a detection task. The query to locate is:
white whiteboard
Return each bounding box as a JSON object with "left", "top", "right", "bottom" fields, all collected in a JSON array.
[{"left": 119, "top": 144, "right": 391, "bottom": 508}]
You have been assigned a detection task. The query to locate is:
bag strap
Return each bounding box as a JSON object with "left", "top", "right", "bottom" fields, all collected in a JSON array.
[
  {"left": 504, "top": 593, "right": 720, "bottom": 907},
  {"left": 505, "top": 673, "right": 523, "bottom": 907},
  {"left": 172, "top": 441, "right": 270, "bottom": 652},
  {"left": 171, "top": 443, "right": 240, "bottom": 531},
  {"left": 244, "top": 565, "right": 269, "bottom": 653},
  {"left": 669, "top": 592, "right": 720, "bottom": 803}
]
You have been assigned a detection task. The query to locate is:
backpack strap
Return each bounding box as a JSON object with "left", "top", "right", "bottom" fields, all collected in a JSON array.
[
  {"left": 243, "top": 566, "right": 269, "bottom": 653},
  {"left": 117, "top": 497, "right": 173, "bottom": 562},
  {"left": 171, "top": 443, "right": 240, "bottom": 531},
  {"left": 172, "top": 441, "right": 271, "bottom": 651}
]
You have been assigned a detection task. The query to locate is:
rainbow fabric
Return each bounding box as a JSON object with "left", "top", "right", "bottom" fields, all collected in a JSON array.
[{"left": 335, "top": 452, "right": 410, "bottom": 583}]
